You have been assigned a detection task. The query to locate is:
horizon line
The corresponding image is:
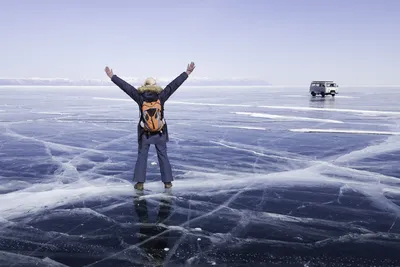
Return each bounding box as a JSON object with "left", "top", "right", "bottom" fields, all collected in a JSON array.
[{"left": 1, "top": 84, "right": 399, "bottom": 88}]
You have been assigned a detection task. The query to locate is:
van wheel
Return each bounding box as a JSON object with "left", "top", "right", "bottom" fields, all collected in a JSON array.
[
  {"left": 331, "top": 93, "right": 335, "bottom": 96},
  {"left": 311, "top": 92, "right": 316, "bottom": 96},
  {"left": 321, "top": 92, "right": 325, "bottom": 97}
]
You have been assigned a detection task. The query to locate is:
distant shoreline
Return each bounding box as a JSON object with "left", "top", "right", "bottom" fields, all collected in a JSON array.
[
  {"left": 0, "top": 85, "right": 275, "bottom": 88},
  {"left": 0, "top": 85, "right": 399, "bottom": 88}
]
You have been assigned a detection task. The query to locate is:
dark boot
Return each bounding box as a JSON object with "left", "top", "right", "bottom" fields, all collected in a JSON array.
[{"left": 134, "top": 182, "right": 144, "bottom": 191}]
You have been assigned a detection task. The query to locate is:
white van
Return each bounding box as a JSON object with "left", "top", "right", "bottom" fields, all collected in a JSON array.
[{"left": 309, "top": 81, "right": 339, "bottom": 97}]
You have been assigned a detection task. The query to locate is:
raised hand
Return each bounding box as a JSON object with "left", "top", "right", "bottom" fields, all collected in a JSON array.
[
  {"left": 104, "top": 66, "right": 114, "bottom": 79},
  {"left": 186, "top": 62, "right": 196, "bottom": 75}
]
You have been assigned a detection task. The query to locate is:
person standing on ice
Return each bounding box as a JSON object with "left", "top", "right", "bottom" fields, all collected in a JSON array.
[{"left": 104, "top": 62, "right": 196, "bottom": 191}]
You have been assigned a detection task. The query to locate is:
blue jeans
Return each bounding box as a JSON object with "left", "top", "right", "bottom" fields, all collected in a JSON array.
[{"left": 133, "top": 133, "right": 173, "bottom": 183}]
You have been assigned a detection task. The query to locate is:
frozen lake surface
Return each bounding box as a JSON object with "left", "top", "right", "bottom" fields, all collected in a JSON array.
[{"left": 1, "top": 85, "right": 400, "bottom": 266}]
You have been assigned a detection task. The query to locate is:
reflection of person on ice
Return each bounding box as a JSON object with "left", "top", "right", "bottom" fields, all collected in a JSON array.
[
  {"left": 105, "top": 62, "right": 196, "bottom": 191},
  {"left": 133, "top": 193, "right": 173, "bottom": 264}
]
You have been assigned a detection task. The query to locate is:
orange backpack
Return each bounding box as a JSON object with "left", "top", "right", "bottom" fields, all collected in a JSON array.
[{"left": 141, "top": 99, "right": 165, "bottom": 132}]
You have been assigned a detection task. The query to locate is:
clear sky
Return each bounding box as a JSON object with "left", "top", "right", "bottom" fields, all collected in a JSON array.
[{"left": 1, "top": 0, "right": 399, "bottom": 85}]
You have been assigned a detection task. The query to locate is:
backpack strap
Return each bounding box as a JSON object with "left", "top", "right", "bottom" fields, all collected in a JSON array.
[{"left": 160, "top": 99, "right": 164, "bottom": 120}]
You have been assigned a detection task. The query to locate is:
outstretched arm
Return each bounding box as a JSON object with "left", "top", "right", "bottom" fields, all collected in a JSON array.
[
  {"left": 105, "top": 66, "right": 140, "bottom": 103},
  {"left": 160, "top": 62, "right": 196, "bottom": 102}
]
